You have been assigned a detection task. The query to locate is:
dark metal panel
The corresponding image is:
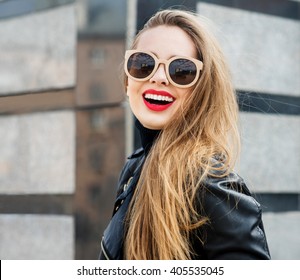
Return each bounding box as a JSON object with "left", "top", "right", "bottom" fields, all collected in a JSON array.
[
  {"left": 198, "top": 0, "right": 300, "bottom": 20},
  {"left": 137, "top": 0, "right": 197, "bottom": 30},
  {"left": 0, "top": 194, "right": 73, "bottom": 215},
  {"left": 255, "top": 193, "right": 300, "bottom": 212},
  {"left": 237, "top": 91, "right": 300, "bottom": 115}
]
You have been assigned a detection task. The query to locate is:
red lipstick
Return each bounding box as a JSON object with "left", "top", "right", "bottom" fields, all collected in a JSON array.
[{"left": 142, "top": 89, "right": 175, "bottom": 112}]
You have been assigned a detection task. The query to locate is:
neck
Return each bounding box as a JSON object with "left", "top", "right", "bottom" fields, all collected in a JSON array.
[{"left": 135, "top": 118, "right": 161, "bottom": 154}]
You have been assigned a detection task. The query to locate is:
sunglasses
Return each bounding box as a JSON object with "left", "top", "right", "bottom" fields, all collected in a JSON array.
[{"left": 124, "top": 50, "right": 203, "bottom": 88}]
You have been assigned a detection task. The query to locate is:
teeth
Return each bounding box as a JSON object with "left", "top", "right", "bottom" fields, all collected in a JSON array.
[{"left": 144, "top": 93, "right": 174, "bottom": 102}]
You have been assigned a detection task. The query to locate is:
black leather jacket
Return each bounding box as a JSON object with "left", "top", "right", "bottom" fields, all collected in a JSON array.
[{"left": 99, "top": 147, "right": 271, "bottom": 260}]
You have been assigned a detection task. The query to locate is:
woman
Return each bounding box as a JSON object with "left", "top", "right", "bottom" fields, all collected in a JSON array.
[{"left": 99, "top": 9, "right": 271, "bottom": 260}]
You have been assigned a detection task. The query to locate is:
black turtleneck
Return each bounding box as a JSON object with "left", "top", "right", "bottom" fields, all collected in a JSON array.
[{"left": 135, "top": 118, "right": 161, "bottom": 154}]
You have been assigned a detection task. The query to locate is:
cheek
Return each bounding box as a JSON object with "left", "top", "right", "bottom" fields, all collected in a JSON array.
[
  {"left": 126, "top": 79, "right": 142, "bottom": 97},
  {"left": 178, "top": 88, "right": 192, "bottom": 102}
]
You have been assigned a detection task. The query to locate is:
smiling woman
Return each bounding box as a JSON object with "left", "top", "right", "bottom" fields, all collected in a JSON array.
[
  {"left": 124, "top": 48, "right": 203, "bottom": 114},
  {"left": 99, "top": 9, "right": 271, "bottom": 260},
  {"left": 125, "top": 24, "right": 200, "bottom": 130}
]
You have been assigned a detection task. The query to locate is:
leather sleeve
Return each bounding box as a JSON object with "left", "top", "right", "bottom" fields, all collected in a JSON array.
[{"left": 194, "top": 173, "right": 271, "bottom": 260}]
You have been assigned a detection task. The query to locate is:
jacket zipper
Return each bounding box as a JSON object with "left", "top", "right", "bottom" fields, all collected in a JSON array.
[{"left": 101, "top": 238, "right": 110, "bottom": 260}]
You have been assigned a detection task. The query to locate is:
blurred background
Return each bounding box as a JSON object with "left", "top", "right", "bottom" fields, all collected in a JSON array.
[{"left": 0, "top": 0, "right": 299, "bottom": 260}]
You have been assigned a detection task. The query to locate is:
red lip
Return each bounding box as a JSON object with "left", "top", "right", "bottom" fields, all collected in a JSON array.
[
  {"left": 143, "top": 89, "right": 175, "bottom": 98},
  {"left": 142, "top": 89, "right": 175, "bottom": 112}
]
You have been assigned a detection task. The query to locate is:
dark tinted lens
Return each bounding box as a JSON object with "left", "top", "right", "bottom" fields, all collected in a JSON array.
[
  {"left": 127, "top": 52, "right": 155, "bottom": 79},
  {"left": 169, "top": 59, "right": 197, "bottom": 85}
]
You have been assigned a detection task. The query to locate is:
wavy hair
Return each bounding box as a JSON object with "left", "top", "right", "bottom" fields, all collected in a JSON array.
[{"left": 124, "top": 9, "right": 240, "bottom": 259}]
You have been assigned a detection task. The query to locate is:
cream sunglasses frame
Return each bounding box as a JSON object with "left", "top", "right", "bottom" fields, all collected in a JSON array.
[{"left": 124, "top": 50, "right": 203, "bottom": 88}]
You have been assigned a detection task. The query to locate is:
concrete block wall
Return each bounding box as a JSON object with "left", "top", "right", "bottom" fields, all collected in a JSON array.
[
  {"left": 0, "top": 111, "right": 75, "bottom": 195},
  {"left": 0, "top": 0, "right": 127, "bottom": 260},
  {"left": 0, "top": 214, "right": 74, "bottom": 259},
  {"left": 197, "top": 1, "right": 300, "bottom": 259},
  {"left": 0, "top": 3, "right": 77, "bottom": 259},
  {"left": 0, "top": 4, "right": 76, "bottom": 95},
  {"left": 1, "top": 0, "right": 298, "bottom": 260},
  {"left": 136, "top": 0, "right": 300, "bottom": 260}
]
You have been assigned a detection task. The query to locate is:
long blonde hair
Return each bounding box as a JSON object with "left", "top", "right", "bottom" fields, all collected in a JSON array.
[{"left": 124, "top": 9, "right": 240, "bottom": 259}]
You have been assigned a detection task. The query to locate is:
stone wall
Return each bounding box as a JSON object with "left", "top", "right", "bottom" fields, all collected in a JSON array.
[
  {"left": 1, "top": 0, "right": 299, "bottom": 260},
  {"left": 0, "top": 4, "right": 76, "bottom": 95},
  {"left": 0, "top": 0, "right": 127, "bottom": 260},
  {"left": 197, "top": 1, "right": 300, "bottom": 259},
  {"left": 0, "top": 3, "right": 77, "bottom": 260}
]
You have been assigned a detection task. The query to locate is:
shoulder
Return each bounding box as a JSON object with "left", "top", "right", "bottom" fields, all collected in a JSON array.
[
  {"left": 195, "top": 172, "right": 271, "bottom": 259},
  {"left": 203, "top": 171, "right": 254, "bottom": 206},
  {"left": 200, "top": 171, "right": 261, "bottom": 227}
]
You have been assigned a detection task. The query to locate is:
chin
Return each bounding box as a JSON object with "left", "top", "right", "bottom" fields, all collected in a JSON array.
[{"left": 140, "top": 120, "right": 164, "bottom": 130}]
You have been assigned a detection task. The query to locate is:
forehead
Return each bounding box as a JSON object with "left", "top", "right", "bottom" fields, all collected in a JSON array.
[{"left": 136, "top": 25, "right": 197, "bottom": 59}]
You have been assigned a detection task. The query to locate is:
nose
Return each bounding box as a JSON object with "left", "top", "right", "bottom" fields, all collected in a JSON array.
[{"left": 149, "top": 64, "right": 169, "bottom": 86}]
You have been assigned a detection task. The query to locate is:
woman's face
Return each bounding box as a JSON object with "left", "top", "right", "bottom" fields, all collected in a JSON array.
[{"left": 126, "top": 25, "right": 198, "bottom": 130}]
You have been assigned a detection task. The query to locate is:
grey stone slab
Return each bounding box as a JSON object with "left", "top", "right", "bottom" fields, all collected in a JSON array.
[
  {"left": 197, "top": 3, "right": 300, "bottom": 96},
  {"left": 77, "top": 0, "right": 126, "bottom": 36},
  {"left": 237, "top": 112, "right": 300, "bottom": 193},
  {"left": 0, "top": 4, "right": 76, "bottom": 95},
  {"left": 0, "top": 214, "right": 74, "bottom": 259},
  {"left": 263, "top": 212, "right": 300, "bottom": 260},
  {"left": 0, "top": 111, "right": 75, "bottom": 194}
]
